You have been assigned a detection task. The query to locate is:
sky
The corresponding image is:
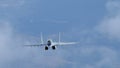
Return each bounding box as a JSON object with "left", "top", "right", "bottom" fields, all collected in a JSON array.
[{"left": 0, "top": 0, "right": 120, "bottom": 68}]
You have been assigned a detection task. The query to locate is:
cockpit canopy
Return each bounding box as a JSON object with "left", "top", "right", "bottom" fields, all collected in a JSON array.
[{"left": 47, "top": 39, "right": 52, "bottom": 46}]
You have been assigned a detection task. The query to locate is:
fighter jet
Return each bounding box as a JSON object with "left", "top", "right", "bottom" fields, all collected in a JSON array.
[{"left": 25, "top": 33, "right": 77, "bottom": 50}]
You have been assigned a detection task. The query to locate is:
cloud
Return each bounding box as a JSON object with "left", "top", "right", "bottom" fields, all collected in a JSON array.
[
  {"left": 97, "top": 0, "right": 120, "bottom": 39},
  {"left": 0, "top": 21, "right": 25, "bottom": 67},
  {"left": 78, "top": 46, "right": 119, "bottom": 68},
  {"left": 0, "top": 0, "right": 25, "bottom": 8},
  {"left": 39, "top": 19, "right": 69, "bottom": 24},
  {"left": 0, "top": 21, "right": 74, "bottom": 68},
  {"left": 1, "top": 21, "right": 119, "bottom": 68},
  {"left": 0, "top": 0, "right": 120, "bottom": 68}
]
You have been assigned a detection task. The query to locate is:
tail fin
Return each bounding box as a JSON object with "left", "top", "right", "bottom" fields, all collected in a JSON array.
[
  {"left": 41, "top": 32, "right": 44, "bottom": 44},
  {"left": 59, "top": 32, "right": 61, "bottom": 44}
]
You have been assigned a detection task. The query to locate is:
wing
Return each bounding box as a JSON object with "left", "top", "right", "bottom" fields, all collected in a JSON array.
[
  {"left": 24, "top": 44, "right": 46, "bottom": 47},
  {"left": 54, "top": 42, "right": 77, "bottom": 46}
]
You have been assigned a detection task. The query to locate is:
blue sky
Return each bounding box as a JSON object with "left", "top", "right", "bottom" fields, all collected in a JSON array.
[
  {"left": 6, "top": 0, "right": 107, "bottom": 35},
  {"left": 0, "top": 0, "right": 120, "bottom": 68}
]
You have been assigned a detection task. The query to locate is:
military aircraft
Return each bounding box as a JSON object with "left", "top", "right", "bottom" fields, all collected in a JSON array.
[{"left": 25, "top": 33, "right": 77, "bottom": 50}]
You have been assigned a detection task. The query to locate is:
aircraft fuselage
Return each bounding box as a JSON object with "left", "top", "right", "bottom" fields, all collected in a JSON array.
[
  {"left": 47, "top": 39, "right": 52, "bottom": 46},
  {"left": 45, "top": 39, "right": 56, "bottom": 50}
]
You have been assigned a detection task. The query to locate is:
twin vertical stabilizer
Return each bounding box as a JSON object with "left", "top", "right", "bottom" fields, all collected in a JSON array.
[
  {"left": 41, "top": 32, "right": 43, "bottom": 44},
  {"left": 59, "top": 32, "right": 61, "bottom": 44}
]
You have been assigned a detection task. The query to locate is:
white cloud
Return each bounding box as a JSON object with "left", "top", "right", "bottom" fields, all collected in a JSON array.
[
  {"left": 0, "top": 0, "right": 120, "bottom": 68},
  {"left": 0, "top": 22, "right": 12, "bottom": 61},
  {"left": 78, "top": 46, "right": 119, "bottom": 68},
  {"left": 0, "top": 21, "right": 74, "bottom": 68},
  {"left": 95, "top": 47, "right": 118, "bottom": 68},
  {"left": 0, "top": 21, "right": 25, "bottom": 66},
  {"left": 0, "top": 21, "right": 119, "bottom": 68},
  {"left": 0, "top": 0, "right": 25, "bottom": 8},
  {"left": 106, "top": 0, "right": 120, "bottom": 14},
  {"left": 39, "top": 19, "right": 69, "bottom": 24},
  {"left": 97, "top": 0, "right": 120, "bottom": 39}
]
